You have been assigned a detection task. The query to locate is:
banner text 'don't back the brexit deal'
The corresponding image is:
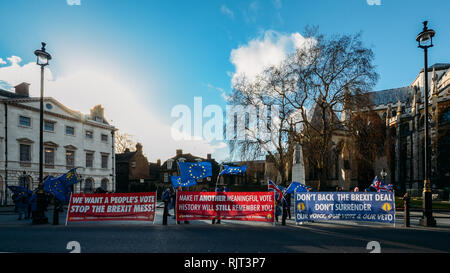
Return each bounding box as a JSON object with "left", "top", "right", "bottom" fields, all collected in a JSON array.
[{"left": 295, "top": 192, "right": 395, "bottom": 224}]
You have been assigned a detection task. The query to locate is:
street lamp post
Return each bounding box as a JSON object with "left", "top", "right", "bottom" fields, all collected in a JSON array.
[
  {"left": 416, "top": 21, "right": 436, "bottom": 227},
  {"left": 32, "top": 42, "right": 52, "bottom": 225}
]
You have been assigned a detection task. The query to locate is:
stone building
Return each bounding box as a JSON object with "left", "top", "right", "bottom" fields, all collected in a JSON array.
[
  {"left": 115, "top": 143, "right": 151, "bottom": 193},
  {"left": 366, "top": 63, "right": 450, "bottom": 194},
  {"left": 0, "top": 83, "right": 116, "bottom": 205}
]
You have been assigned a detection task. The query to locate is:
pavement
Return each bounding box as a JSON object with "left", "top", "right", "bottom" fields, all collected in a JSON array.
[{"left": 0, "top": 202, "right": 450, "bottom": 253}]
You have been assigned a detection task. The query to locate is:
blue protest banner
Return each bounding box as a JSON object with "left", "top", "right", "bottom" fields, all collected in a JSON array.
[{"left": 294, "top": 192, "right": 395, "bottom": 224}]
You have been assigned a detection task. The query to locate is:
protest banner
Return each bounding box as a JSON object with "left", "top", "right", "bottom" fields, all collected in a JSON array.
[
  {"left": 176, "top": 192, "right": 275, "bottom": 223},
  {"left": 66, "top": 192, "right": 156, "bottom": 223},
  {"left": 294, "top": 192, "right": 395, "bottom": 225}
]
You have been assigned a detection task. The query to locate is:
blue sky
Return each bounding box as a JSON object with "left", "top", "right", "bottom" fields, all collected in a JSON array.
[{"left": 0, "top": 0, "right": 448, "bottom": 162}]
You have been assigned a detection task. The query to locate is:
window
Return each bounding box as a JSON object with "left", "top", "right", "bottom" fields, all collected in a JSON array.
[
  {"left": 20, "top": 144, "right": 31, "bottom": 162},
  {"left": 66, "top": 150, "right": 75, "bottom": 168},
  {"left": 44, "top": 147, "right": 55, "bottom": 167},
  {"left": 86, "top": 152, "right": 94, "bottom": 168},
  {"left": 66, "top": 126, "right": 75, "bottom": 136},
  {"left": 19, "top": 116, "right": 31, "bottom": 127},
  {"left": 101, "top": 134, "right": 108, "bottom": 142},
  {"left": 164, "top": 173, "right": 169, "bottom": 183},
  {"left": 85, "top": 130, "right": 93, "bottom": 139},
  {"left": 44, "top": 121, "right": 55, "bottom": 132},
  {"left": 84, "top": 178, "right": 94, "bottom": 193},
  {"left": 101, "top": 154, "right": 108, "bottom": 169}
]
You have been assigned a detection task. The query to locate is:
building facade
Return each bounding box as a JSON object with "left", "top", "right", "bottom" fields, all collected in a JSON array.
[
  {"left": 0, "top": 83, "right": 116, "bottom": 205},
  {"left": 366, "top": 63, "right": 450, "bottom": 195},
  {"left": 115, "top": 143, "right": 153, "bottom": 193}
]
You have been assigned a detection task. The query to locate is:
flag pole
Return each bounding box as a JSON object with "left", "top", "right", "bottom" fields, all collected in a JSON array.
[
  {"left": 215, "top": 164, "right": 223, "bottom": 190},
  {"left": 65, "top": 192, "right": 73, "bottom": 226}
]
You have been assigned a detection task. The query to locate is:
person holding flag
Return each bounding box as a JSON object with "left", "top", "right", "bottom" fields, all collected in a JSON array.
[{"left": 43, "top": 168, "right": 81, "bottom": 225}]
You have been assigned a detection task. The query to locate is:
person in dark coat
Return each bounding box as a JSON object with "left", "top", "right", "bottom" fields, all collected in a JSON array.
[
  {"left": 285, "top": 192, "right": 291, "bottom": 219},
  {"left": 16, "top": 194, "right": 27, "bottom": 220}
]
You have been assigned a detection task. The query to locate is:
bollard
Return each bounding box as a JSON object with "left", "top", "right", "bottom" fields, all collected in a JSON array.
[
  {"left": 403, "top": 193, "right": 410, "bottom": 227},
  {"left": 163, "top": 201, "right": 169, "bottom": 225}
]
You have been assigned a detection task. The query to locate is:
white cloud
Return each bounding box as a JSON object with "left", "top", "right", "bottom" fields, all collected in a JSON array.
[
  {"left": 220, "top": 5, "right": 234, "bottom": 19},
  {"left": 230, "top": 30, "right": 314, "bottom": 86},
  {"left": 0, "top": 58, "right": 6, "bottom": 65},
  {"left": 7, "top": 56, "right": 22, "bottom": 65},
  {"left": 67, "top": 0, "right": 81, "bottom": 6},
  {"left": 0, "top": 56, "right": 227, "bottom": 162}
]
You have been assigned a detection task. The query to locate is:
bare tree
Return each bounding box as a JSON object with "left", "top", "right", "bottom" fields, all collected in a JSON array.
[
  {"left": 230, "top": 27, "right": 378, "bottom": 189},
  {"left": 115, "top": 131, "right": 136, "bottom": 154}
]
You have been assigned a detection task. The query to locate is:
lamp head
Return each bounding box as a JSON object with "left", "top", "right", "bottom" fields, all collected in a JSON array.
[
  {"left": 416, "top": 21, "right": 435, "bottom": 48},
  {"left": 34, "top": 42, "right": 52, "bottom": 66}
]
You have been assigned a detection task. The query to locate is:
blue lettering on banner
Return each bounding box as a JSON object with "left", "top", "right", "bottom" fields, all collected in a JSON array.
[{"left": 294, "top": 192, "right": 395, "bottom": 224}]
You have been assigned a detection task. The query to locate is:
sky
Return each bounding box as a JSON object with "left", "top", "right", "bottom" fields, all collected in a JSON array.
[{"left": 0, "top": 0, "right": 448, "bottom": 163}]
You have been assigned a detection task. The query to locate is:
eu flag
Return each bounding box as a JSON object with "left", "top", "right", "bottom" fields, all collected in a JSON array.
[
  {"left": 43, "top": 176, "right": 71, "bottom": 203},
  {"left": 8, "top": 186, "right": 32, "bottom": 195},
  {"left": 219, "top": 165, "right": 247, "bottom": 176},
  {"left": 285, "top": 182, "right": 308, "bottom": 194},
  {"left": 170, "top": 176, "right": 197, "bottom": 188},
  {"left": 178, "top": 162, "right": 212, "bottom": 182},
  {"left": 58, "top": 168, "right": 79, "bottom": 187}
]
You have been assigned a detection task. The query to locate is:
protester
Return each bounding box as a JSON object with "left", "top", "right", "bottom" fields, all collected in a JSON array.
[
  {"left": 26, "top": 192, "right": 32, "bottom": 219},
  {"left": 212, "top": 187, "right": 222, "bottom": 224},
  {"left": 12, "top": 193, "right": 18, "bottom": 213},
  {"left": 170, "top": 188, "right": 177, "bottom": 219},
  {"left": 162, "top": 188, "right": 171, "bottom": 224},
  {"left": 285, "top": 191, "right": 291, "bottom": 219},
  {"left": 16, "top": 194, "right": 27, "bottom": 220},
  {"left": 354, "top": 187, "right": 359, "bottom": 192}
]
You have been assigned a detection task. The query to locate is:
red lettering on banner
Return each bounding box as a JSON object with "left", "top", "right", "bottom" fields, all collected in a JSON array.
[
  {"left": 176, "top": 192, "right": 275, "bottom": 222},
  {"left": 67, "top": 192, "right": 156, "bottom": 223}
]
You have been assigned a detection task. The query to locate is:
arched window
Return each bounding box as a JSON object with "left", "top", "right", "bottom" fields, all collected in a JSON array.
[
  {"left": 101, "top": 178, "right": 109, "bottom": 191},
  {"left": 84, "top": 178, "right": 94, "bottom": 193}
]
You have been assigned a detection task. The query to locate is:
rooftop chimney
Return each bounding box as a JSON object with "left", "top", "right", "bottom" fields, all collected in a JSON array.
[
  {"left": 14, "top": 82, "right": 30, "bottom": 97},
  {"left": 136, "top": 143, "right": 143, "bottom": 153},
  {"left": 207, "top": 154, "right": 212, "bottom": 160},
  {"left": 176, "top": 149, "right": 183, "bottom": 156},
  {"left": 157, "top": 159, "right": 161, "bottom": 166}
]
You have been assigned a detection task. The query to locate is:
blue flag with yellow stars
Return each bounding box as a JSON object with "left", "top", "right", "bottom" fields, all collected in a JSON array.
[
  {"left": 178, "top": 161, "right": 212, "bottom": 182},
  {"left": 285, "top": 181, "right": 308, "bottom": 194},
  {"left": 43, "top": 176, "right": 69, "bottom": 203},
  {"left": 58, "top": 168, "right": 79, "bottom": 187},
  {"left": 170, "top": 176, "right": 197, "bottom": 188},
  {"left": 219, "top": 165, "right": 247, "bottom": 176}
]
